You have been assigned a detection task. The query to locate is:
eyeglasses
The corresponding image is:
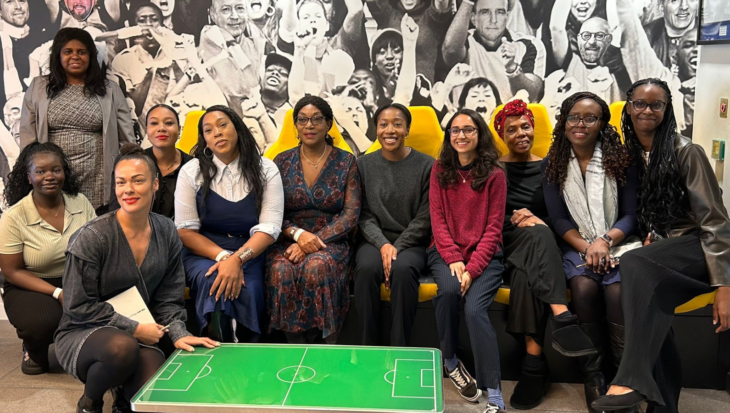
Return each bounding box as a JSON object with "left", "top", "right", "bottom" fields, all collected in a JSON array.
[
  {"left": 566, "top": 115, "right": 599, "bottom": 127},
  {"left": 448, "top": 127, "right": 478, "bottom": 137},
  {"left": 629, "top": 100, "right": 667, "bottom": 112},
  {"left": 579, "top": 31, "right": 610, "bottom": 41},
  {"left": 295, "top": 116, "right": 326, "bottom": 126}
]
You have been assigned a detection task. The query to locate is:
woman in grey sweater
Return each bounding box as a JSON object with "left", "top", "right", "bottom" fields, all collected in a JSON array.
[
  {"left": 55, "top": 145, "right": 218, "bottom": 413},
  {"left": 354, "top": 103, "right": 433, "bottom": 346}
]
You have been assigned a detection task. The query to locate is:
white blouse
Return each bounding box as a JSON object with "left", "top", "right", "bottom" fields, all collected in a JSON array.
[{"left": 174, "top": 155, "right": 284, "bottom": 240}]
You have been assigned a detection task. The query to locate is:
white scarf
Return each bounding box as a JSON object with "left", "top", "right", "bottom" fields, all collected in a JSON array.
[{"left": 562, "top": 141, "right": 641, "bottom": 257}]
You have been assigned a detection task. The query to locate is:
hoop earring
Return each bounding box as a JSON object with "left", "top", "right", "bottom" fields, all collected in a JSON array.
[
  {"left": 203, "top": 147, "right": 213, "bottom": 158},
  {"left": 266, "top": 4, "right": 275, "bottom": 17}
]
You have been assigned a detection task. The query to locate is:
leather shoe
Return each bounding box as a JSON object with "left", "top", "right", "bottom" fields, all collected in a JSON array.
[{"left": 592, "top": 391, "right": 646, "bottom": 411}]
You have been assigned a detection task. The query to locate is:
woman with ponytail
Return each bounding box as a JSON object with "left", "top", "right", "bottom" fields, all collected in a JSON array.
[
  {"left": 593, "top": 79, "right": 730, "bottom": 412},
  {"left": 542, "top": 92, "right": 641, "bottom": 413}
]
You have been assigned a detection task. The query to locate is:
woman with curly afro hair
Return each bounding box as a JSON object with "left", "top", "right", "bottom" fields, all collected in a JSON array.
[
  {"left": 542, "top": 92, "right": 641, "bottom": 413},
  {"left": 0, "top": 142, "right": 95, "bottom": 375}
]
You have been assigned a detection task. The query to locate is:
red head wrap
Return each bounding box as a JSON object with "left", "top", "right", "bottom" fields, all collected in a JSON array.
[{"left": 493, "top": 100, "right": 535, "bottom": 139}]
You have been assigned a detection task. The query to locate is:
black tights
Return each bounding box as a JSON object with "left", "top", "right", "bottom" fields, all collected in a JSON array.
[
  {"left": 569, "top": 276, "right": 624, "bottom": 325},
  {"left": 77, "top": 328, "right": 164, "bottom": 402}
]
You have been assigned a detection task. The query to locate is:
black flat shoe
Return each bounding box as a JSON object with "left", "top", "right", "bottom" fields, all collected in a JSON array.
[
  {"left": 592, "top": 391, "right": 647, "bottom": 411},
  {"left": 550, "top": 314, "right": 599, "bottom": 357},
  {"left": 76, "top": 395, "right": 103, "bottom": 413},
  {"left": 21, "top": 346, "right": 46, "bottom": 375}
]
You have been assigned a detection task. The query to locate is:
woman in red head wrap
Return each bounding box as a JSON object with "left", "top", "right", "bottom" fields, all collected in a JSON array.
[{"left": 495, "top": 100, "right": 597, "bottom": 410}]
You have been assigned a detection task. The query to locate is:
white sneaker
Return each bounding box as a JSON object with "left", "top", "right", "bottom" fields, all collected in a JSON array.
[{"left": 483, "top": 403, "right": 506, "bottom": 413}]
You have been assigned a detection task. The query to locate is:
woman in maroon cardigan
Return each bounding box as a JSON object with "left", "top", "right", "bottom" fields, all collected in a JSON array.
[{"left": 429, "top": 108, "right": 507, "bottom": 413}]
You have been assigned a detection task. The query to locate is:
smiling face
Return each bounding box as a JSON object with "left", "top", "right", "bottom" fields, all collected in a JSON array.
[
  {"left": 629, "top": 84, "right": 668, "bottom": 136},
  {"left": 373, "top": 40, "right": 403, "bottom": 79},
  {"left": 202, "top": 111, "right": 240, "bottom": 160},
  {"left": 376, "top": 107, "right": 409, "bottom": 153},
  {"left": 263, "top": 63, "right": 289, "bottom": 95},
  {"left": 28, "top": 153, "right": 65, "bottom": 198},
  {"left": 399, "top": 0, "right": 422, "bottom": 11},
  {"left": 210, "top": 0, "right": 246, "bottom": 39},
  {"left": 151, "top": 0, "right": 174, "bottom": 17},
  {"left": 565, "top": 98, "right": 603, "bottom": 150},
  {"left": 298, "top": 1, "right": 328, "bottom": 40},
  {"left": 463, "top": 83, "right": 498, "bottom": 123},
  {"left": 342, "top": 97, "right": 368, "bottom": 133},
  {"left": 1, "top": 0, "right": 29, "bottom": 27},
  {"left": 663, "top": 0, "right": 698, "bottom": 31},
  {"left": 60, "top": 39, "right": 90, "bottom": 78},
  {"left": 245, "top": 0, "right": 269, "bottom": 21},
  {"left": 295, "top": 104, "right": 330, "bottom": 146},
  {"left": 676, "top": 28, "right": 698, "bottom": 79},
  {"left": 114, "top": 159, "right": 158, "bottom": 215},
  {"left": 578, "top": 18, "right": 611, "bottom": 65},
  {"left": 472, "top": 0, "right": 509, "bottom": 43},
  {"left": 503, "top": 115, "right": 535, "bottom": 156},
  {"left": 571, "top": 0, "right": 598, "bottom": 24},
  {"left": 450, "top": 114, "right": 479, "bottom": 157},
  {"left": 146, "top": 106, "right": 180, "bottom": 151}
]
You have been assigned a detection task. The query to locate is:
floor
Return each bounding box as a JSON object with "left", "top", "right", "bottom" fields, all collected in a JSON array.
[{"left": 0, "top": 318, "right": 728, "bottom": 412}]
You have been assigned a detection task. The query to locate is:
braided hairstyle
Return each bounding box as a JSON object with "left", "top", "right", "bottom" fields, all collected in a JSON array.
[
  {"left": 545, "top": 92, "right": 630, "bottom": 189},
  {"left": 622, "top": 78, "right": 687, "bottom": 236},
  {"left": 4, "top": 142, "right": 81, "bottom": 207},
  {"left": 438, "top": 109, "right": 504, "bottom": 192},
  {"left": 192, "top": 105, "right": 266, "bottom": 214}
]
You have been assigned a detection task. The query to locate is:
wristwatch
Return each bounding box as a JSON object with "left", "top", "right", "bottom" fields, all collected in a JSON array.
[{"left": 599, "top": 234, "right": 614, "bottom": 248}]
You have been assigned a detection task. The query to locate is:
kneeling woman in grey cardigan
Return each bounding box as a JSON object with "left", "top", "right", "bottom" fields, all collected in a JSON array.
[
  {"left": 55, "top": 145, "right": 218, "bottom": 413},
  {"left": 354, "top": 103, "right": 433, "bottom": 346}
]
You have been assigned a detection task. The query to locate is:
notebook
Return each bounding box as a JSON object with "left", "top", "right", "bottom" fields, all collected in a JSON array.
[{"left": 105, "top": 286, "right": 156, "bottom": 325}]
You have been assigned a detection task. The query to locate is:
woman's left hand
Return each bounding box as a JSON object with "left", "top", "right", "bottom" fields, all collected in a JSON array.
[
  {"left": 713, "top": 286, "right": 730, "bottom": 333},
  {"left": 586, "top": 241, "right": 611, "bottom": 274},
  {"left": 284, "top": 243, "right": 306, "bottom": 264},
  {"left": 174, "top": 336, "right": 221, "bottom": 352}
]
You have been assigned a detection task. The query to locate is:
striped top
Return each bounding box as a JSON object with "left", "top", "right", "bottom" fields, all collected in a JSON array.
[{"left": 0, "top": 192, "right": 96, "bottom": 278}]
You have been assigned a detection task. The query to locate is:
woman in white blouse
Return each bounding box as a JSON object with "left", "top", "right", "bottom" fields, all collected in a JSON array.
[{"left": 175, "top": 106, "right": 284, "bottom": 343}]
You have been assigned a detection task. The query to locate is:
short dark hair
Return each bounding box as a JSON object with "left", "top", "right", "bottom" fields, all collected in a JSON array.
[
  {"left": 373, "top": 103, "right": 412, "bottom": 128},
  {"left": 132, "top": 1, "right": 164, "bottom": 22},
  {"left": 47, "top": 28, "right": 107, "bottom": 99},
  {"left": 458, "top": 77, "right": 503, "bottom": 109},
  {"left": 146, "top": 103, "right": 180, "bottom": 126}
]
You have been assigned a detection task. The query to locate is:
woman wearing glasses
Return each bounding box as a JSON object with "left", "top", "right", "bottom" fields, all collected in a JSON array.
[
  {"left": 429, "top": 109, "right": 507, "bottom": 412},
  {"left": 542, "top": 92, "right": 641, "bottom": 413},
  {"left": 267, "top": 96, "right": 362, "bottom": 344},
  {"left": 592, "top": 80, "right": 730, "bottom": 412}
]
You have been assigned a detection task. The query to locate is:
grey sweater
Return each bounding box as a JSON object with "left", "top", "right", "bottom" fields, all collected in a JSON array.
[{"left": 357, "top": 149, "right": 433, "bottom": 251}]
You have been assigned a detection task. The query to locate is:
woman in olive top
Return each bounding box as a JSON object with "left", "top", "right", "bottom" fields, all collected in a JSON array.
[{"left": 0, "top": 142, "right": 95, "bottom": 375}]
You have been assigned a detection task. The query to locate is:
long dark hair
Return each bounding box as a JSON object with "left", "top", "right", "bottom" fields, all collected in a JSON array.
[
  {"left": 46, "top": 28, "right": 107, "bottom": 99},
  {"left": 3, "top": 142, "right": 81, "bottom": 207},
  {"left": 545, "top": 92, "right": 630, "bottom": 189},
  {"left": 622, "top": 78, "right": 687, "bottom": 236},
  {"left": 438, "top": 109, "right": 503, "bottom": 192},
  {"left": 293, "top": 95, "right": 335, "bottom": 146},
  {"left": 193, "top": 105, "right": 265, "bottom": 214}
]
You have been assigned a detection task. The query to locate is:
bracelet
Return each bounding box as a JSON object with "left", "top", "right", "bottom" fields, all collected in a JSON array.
[
  {"left": 52, "top": 288, "right": 62, "bottom": 300},
  {"left": 236, "top": 247, "right": 255, "bottom": 264},
  {"left": 292, "top": 229, "right": 305, "bottom": 242},
  {"left": 215, "top": 250, "right": 233, "bottom": 262},
  {"left": 579, "top": 247, "right": 589, "bottom": 261},
  {"left": 506, "top": 66, "right": 523, "bottom": 78}
]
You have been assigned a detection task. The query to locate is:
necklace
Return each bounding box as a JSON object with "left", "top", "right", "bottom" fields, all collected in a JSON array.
[
  {"left": 37, "top": 199, "right": 64, "bottom": 217},
  {"left": 302, "top": 145, "right": 327, "bottom": 169},
  {"left": 158, "top": 151, "right": 180, "bottom": 175},
  {"left": 457, "top": 169, "right": 471, "bottom": 184}
]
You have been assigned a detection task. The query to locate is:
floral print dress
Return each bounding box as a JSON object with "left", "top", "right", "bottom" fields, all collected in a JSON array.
[{"left": 267, "top": 146, "right": 361, "bottom": 342}]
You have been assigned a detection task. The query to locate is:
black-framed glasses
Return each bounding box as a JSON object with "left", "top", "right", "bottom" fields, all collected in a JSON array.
[
  {"left": 295, "top": 116, "right": 326, "bottom": 126},
  {"left": 448, "top": 126, "right": 478, "bottom": 137},
  {"left": 629, "top": 100, "right": 667, "bottom": 112},
  {"left": 579, "top": 31, "right": 609, "bottom": 41},
  {"left": 566, "top": 115, "right": 599, "bottom": 127}
]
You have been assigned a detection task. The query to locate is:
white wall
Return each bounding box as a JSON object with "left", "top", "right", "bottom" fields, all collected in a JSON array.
[{"left": 693, "top": 44, "right": 730, "bottom": 206}]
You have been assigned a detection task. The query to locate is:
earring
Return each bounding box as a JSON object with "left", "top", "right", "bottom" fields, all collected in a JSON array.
[
  {"left": 266, "top": 4, "right": 275, "bottom": 17},
  {"left": 203, "top": 147, "right": 213, "bottom": 158}
]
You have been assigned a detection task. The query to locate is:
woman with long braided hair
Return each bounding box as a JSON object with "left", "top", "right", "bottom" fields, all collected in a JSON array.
[
  {"left": 593, "top": 80, "right": 730, "bottom": 412},
  {"left": 542, "top": 92, "right": 641, "bottom": 413}
]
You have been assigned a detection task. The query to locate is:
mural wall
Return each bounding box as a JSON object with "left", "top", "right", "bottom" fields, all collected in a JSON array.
[{"left": 0, "top": 0, "right": 699, "bottom": 171}]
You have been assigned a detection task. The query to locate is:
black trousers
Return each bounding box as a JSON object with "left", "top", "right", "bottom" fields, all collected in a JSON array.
[
  {"left": 503, "top": 225, "right": 568, "bottom": 346},
  {"left": 353, "top": 243, "right": 425, "bottom": 346},
  {"left": 613, "top": 234, "right": 713, "bottom": 412},
  {"left": 429, "top": 246, "right": 504, "bottom": 390},
  {"left": 3, "top": 277, "right": 63, "bottom": 370}
]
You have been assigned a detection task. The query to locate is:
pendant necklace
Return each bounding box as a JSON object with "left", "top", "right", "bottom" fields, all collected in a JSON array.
[
  {"left": 302, "top": 145, "right": 327, "bottom": 169},
  {"left": 457, "top": 169, "right": 470, "bottom": 184}
]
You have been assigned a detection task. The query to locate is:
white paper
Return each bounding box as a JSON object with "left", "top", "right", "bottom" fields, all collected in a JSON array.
[{"left": 105, "top": 286, "right": 156, "bottom": 325}]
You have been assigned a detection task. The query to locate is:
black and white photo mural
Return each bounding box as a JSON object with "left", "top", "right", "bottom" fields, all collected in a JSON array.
[{"left": 0, "top": 0, "right": 700, "bottom": 179}]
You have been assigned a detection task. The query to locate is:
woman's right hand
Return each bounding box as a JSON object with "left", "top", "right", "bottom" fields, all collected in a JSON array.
[
  {"left": 134, "top": 323, "right": 165, "bottom": 345},
  {"left": 206, "top": 256, "right": 244, "bottom": 301},
  {"left": 586, "top": 241, "right": 611, "bottom": 274},
  {"left": 297, "top": 231, "right": 326, "bottom": 254}
]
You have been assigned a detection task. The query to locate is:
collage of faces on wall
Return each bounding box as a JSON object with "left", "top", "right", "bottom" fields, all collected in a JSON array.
[{"left": 0, "top": 0, "right": 701, "bottom": 176}]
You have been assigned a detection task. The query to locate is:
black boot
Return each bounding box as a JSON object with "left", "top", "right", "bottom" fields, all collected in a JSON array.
[
  {"left": 580, "top": 323, "right": 607, "bottom": 413},
  {"left": 207, "top": 311, "right": 234, "bottom": 343},
  {"left": 607, "top": 322, "right": 643, "bottom": 413},
  {"left": 110, "top": 386, "right": 132, "bottom": 413},
  {"left": 550, "top": 312, "right": 598, "bottom": 357},
  {"left": 509, "top": 353, "right": 551, "bottom": 410},
  {"left": 76, "top": 395, "right": 103, "bottom": 413}
]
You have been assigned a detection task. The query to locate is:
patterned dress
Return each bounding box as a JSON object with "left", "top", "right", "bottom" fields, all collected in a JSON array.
[
  {"left": 267, "top": 146, "right": 361, "bottom": 342},
  {"left": 48, "top": 85, "right": 104, "bottom": 208}
]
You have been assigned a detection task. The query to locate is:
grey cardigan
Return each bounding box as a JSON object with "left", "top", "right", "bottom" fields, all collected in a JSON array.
[
  {"left": 19, "top": 76, "right": 135, "bottom": 202},
  {"left": 54, "top": 212, "right": 191, "bottom": 378}
]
